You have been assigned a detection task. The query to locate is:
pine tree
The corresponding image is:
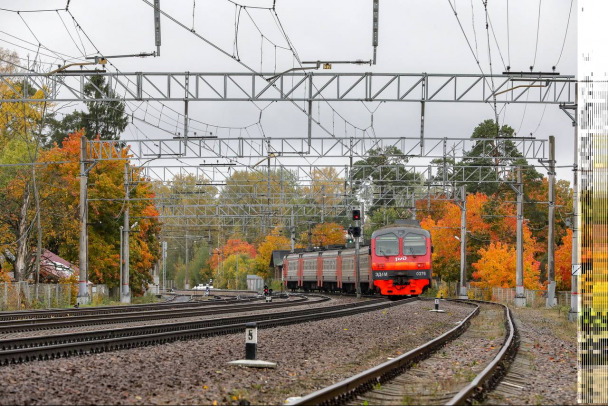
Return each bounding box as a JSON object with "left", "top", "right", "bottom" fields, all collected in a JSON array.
[{"left": 46, "top": 75, "right": 128, "bottom": 146}]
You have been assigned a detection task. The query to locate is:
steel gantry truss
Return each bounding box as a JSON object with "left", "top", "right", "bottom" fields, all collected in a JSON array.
[
  {"left": 0, "top": 72, "right": 575, "bottom": 104},
  {"left": 90, "top": 136, "right": 547, "bottom": 162},
  {"left": 30, "top": 70, "right": 569, "bottom": 305}
]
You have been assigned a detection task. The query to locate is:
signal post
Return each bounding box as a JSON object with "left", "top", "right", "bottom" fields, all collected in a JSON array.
[{"left": 352, "top": 209, "right": 362, "bottom": 299}]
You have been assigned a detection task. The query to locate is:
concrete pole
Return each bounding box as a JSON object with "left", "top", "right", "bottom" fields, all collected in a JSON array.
[
  {"left": 122, "top": 163, "right": 131, "bottom": 304},
  {"left": 570, "top": 85, "right": 579, "bottom": 321},
  {"left": 514, "top": 167, "right": 526, "bottom": 307},
  {"left": 411, "top": 195, "right": 416, "bottom": 220},
  {"left": 235, "top": 252, "right": 239, "bottom": 290},
  {"left": 321, "top": 185, "right": 325, "bottom": 223},
  {"left": 547, "top": 136, "right": 557, "bottom": 307},
  {"left": 119, "top": 225, "right": 123, "bottom": 301},
  {"left": 77, "top": 136, "right": 90, "bottom": 305},
  {"left": 183, "top": 99, "right": 188, "bottom": 153},
  {"left": 458, "top": 185, "right": 468, "bottom": 299},
  {"left": 355, "top": 216, "right": 361, "bottom": 299},
  {"left": 185, "top": 231, "right": 190, "bottom": 290},
  {"left": 266, "top": 149, "right": 271, "bottom": 235},
  {"left": 307, "top": 223, "right": 312, "bottom": 251},
  {"left": 290, "top": 211, "right": 295, "bottom": 253},
  {"left": 216, "top": 250, "right": 220, "bottom": 286},
  {"left": 162, "top": 241, "right": 167, "bottom": 293},
  {"left": 307, "top": 74, "right": 313, "bottom": 153}
]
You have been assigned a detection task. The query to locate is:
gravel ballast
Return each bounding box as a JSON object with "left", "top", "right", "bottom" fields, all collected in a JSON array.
[
  {"left": 0, "top": 299, "right": 473, "bottom": 405},
  {"left": 484, "top": 306, "right": 577, "bottom": 405}
]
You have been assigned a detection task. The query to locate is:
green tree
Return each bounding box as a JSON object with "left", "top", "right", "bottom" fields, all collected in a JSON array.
[
  {"left": 456, "top": 119, "right": 542, "bottom": 196},
  {"left": 351, "top": 146, "right": 422, "bottom": 216},
  {"left": 46, "top": 75, "right": 128, "bottom": 145}
]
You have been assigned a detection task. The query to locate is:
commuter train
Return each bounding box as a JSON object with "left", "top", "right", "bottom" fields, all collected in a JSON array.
[{"left": 282, "top": 221, "right": 433, "bottom": 298}]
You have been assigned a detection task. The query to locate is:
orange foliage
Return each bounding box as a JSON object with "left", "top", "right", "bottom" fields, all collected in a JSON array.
[
  {"left": 254, "top": 227, "right": 291, "bottom": 279},
  {"left": 420, "top": 193, "right": 493, "bottom": 281},
  {"left": 208, "top": 238, "right": 257, "bottom": 271},
  {"left": 555, "top": 229, "right": 572, "bottom": 291},
  {"left": 311, "top": 222, "right": 346, "bottom": 247},
  {"left": 471, "top": 241, "right": 541, "bottom": 289},
  {"left": 38, "top": 131, "right": 161, "bottom": 294}
]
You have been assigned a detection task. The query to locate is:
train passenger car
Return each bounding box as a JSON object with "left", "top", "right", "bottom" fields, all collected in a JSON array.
[
  {"left": 371, "top": 223, "right": 432, "bottom": 297},
  {"left": 283, "top": 247, "right": 371, "bottom": 293}
]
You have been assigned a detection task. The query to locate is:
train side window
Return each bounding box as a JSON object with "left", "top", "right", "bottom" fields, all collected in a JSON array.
[
  {"left": 375, "top": 233, "right": 399, "bottom": 256},
  {"left": 403, "top": 234, "right": 427, "bottom": 256}
]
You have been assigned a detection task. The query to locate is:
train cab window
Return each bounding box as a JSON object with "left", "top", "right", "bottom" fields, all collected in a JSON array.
[
  {"left": 403, "top": 234, "right": 427, "bottom": 256},
  {"left": 375, "top": 233, "right": 399, "bottom": 256}
]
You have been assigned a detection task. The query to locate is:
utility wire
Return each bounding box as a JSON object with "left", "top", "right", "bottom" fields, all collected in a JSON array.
[
  {"left": 506, "top": 0, "right": 510, "bottom": 68},
  {"left": 446, "top": 0, "right": 498, "bottom": 119},
  {"left": 554, "top": 0, "right": 574, "bottom": 67},
  {"left": 532, "top": 0, "right": 542, "bottom": 69}
]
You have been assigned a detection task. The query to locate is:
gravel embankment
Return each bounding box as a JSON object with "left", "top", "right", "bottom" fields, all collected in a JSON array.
[
  {"left": 0, "top": 299, "right": 472, "bottom": 405},
  {"left": 485, "top": 306, "right": 577, "bottom": 405},
  {"left": 351, "top": 302, "right": 504, "bottom": 405}
]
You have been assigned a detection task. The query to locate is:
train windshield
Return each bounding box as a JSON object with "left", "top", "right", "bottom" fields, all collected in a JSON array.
[
  {"left": 375, "top": 233, "right": 399, "bottom": 256},
  {"left": 403, "top": 234, "right": 427, "bottom": 256}
]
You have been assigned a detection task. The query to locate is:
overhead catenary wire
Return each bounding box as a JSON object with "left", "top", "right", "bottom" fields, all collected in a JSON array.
[
  {"left": 531, "top": 0, "right": 542, "bottom": 69},
  {"left": 554, "top": 0, "right": 574, "bottom": 67},
  {"left": 446, "top": 0, "right": 498, "bottom": 119}
]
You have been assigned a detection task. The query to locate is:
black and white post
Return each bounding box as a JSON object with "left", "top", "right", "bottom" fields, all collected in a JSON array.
[
  {"left": 245, "top": 322, "right": 257, "bottom": 360},
  {"left": 430, "top": 298, "right": 445, "bottom": 313}
]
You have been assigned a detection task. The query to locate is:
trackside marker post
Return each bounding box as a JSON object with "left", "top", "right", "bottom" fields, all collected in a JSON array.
[
  {"left": 430, "top": 298, "right": 445, "bottom": 313},
  {"left": 227, "top": 323, "right": 277, "bottom": 368},
  {"left": 245, "top": 322, "right": 257, "bottom": 360}
]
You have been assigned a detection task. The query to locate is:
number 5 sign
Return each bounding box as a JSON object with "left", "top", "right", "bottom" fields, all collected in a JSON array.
[{"left": 245, "top": 322, "right": 257, "bottom": 360}]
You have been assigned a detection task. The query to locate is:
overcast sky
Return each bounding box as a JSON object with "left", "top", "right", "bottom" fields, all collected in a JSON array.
[{"left": 1, "top": 0, "right": 577, "bottom": 181}]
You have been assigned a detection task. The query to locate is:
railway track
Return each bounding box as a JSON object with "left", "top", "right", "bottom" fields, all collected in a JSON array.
[
  {"left": 290, "top": 300, "right": 517, "bottom": 406},
  {"left": 0, "top": 296, "right": 415, "bottom": 365},
  {"left": 0, "top": 294, "right": 314, "bottom": 333},
  {"left": 0, "top": 294, "right": 257, "bottom": 322}
]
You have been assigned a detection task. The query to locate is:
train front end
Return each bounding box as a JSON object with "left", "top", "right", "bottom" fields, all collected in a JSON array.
[{"left": 371, "top": 225, "right": 432, "bottom": 297}]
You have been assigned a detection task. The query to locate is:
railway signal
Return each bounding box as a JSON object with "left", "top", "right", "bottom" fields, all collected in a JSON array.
[{"left": 352, "top": 209, "right": 361, "bottom": 221}]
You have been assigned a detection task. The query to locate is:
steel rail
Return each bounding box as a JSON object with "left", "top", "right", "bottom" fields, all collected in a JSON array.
[
  {"left": 0, "top": 297, "right": 415, "bottom": 365},
  {"left": 0, "top": 297, "right": 375, "bottom": 351},
  {"left": 0, "top": 296, "right": 317, "bottom": 333},
  {"left": 444, "top": 301, "right": 517, "bottom": 405},
  {"left": 0, "top": 296, "right": 259, "bottom": 322},
  {"left": 290, "top": 300, "right": 480, "bottom": 406}
]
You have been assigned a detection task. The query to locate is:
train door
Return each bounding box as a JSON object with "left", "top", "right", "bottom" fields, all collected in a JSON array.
[
  {"left": 297, "top": 254, "right": 304, "bottom": 287},
  {"left": 317, "top": 253, "right": 323, "bottom": 288},
  {"left": 336, "top": 252, "right": 343, "bottom": 289}
]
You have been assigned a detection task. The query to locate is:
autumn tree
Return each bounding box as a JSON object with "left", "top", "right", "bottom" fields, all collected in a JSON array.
[
  {"left": 207, "top": 238, "right": 257, "bottom": 288},
  {"left": 471, "top": 241, "right": 542, "bottom": 290},
  {"left": 555, "top": 229, "right": 572, "bottom": 291},
  {"left": 0, "top": 47, "right": 49, "bottom": 281},
  {"left": 303, "top": 167, "right": 345, "bottom": 207},
  {"left": 419, "top": 193, "right": 494, "bottom": 282},
  {"left": 38, "top": 131, "right": 161, "bottom": 294},
  {"left": 218, "top": 169, "right": 298, "bottom": 242},
  {"left": 253, "top": 227, "right": 291, "bottom": 280},
  {"left": 220, "top": 253, "right": 254, "bottom": 290},
  {"left": 470, "top": 217, "right": 542, "bottom": 291},
  {"left": 295, "top": 222, "right": 345, "bottom": 250}
]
